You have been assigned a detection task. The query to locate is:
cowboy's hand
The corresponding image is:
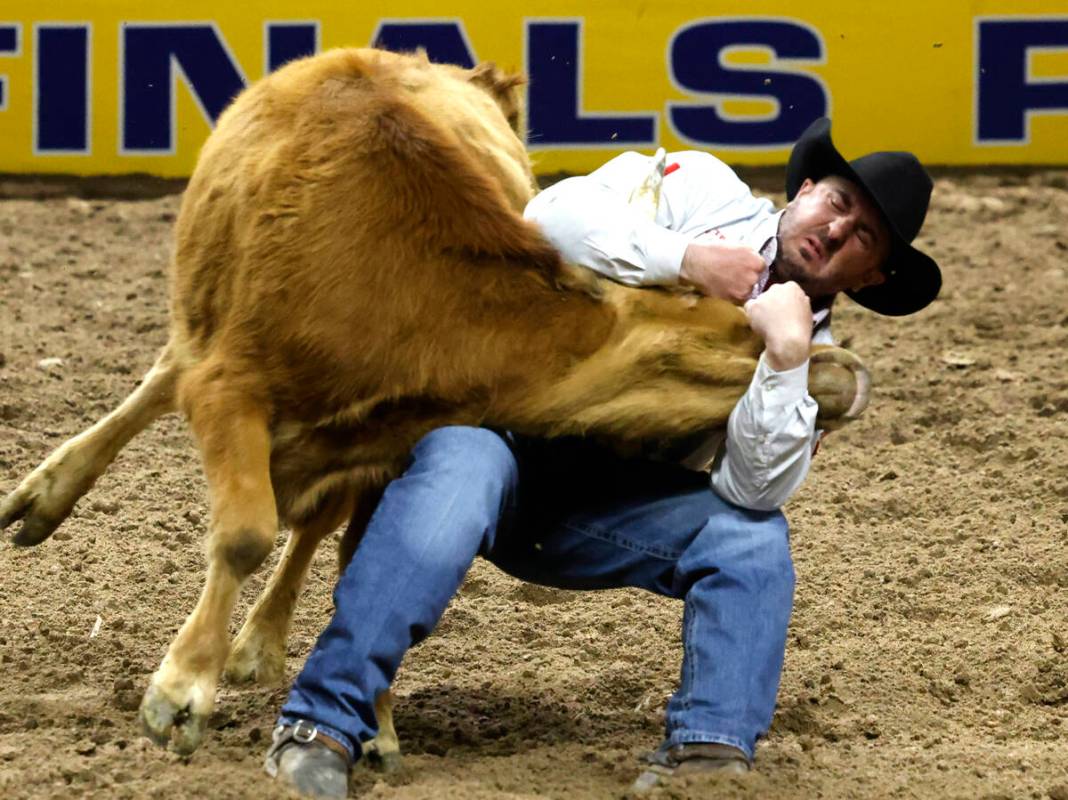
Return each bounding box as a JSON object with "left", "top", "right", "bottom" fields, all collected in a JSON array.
[
  {"left": 679, "top": 242, "right": 765, "bottom": 303},
  {"left": 745, "top": 282, "right": 812, "bottom": 372}
]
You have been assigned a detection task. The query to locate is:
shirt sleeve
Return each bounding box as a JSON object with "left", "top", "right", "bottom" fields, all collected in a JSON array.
[
  {"left": 709, "top": 352, "right": 820, "bottom": 511},
  {"left": 524, "top": 175, "right": 689, "bottom": 285},
  {"left": 523, "top": 151, "right": 750, "bottom": 287},
  {"left": 521, "top": 163, "right": 687, "bottom": 286}
]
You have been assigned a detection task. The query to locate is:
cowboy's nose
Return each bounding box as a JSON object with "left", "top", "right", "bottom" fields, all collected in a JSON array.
[{"left": 826, "top": 218, "right": 847, "bottom": 243}]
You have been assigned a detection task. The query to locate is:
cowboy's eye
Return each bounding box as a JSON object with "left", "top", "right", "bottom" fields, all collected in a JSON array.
[
  {"left": 828, "top": 193, "right": 844, "bottom": 211},
  {"left": 857, "top": 229, "right": 872, "bottom": 248}
]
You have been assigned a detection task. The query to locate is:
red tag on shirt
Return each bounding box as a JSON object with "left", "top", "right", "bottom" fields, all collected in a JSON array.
[{"left": 664, "top": 162, "right": 681, "bottom": 176}]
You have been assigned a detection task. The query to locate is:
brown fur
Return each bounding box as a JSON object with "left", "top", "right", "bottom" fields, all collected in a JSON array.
[{"left": 0, "top": 47, "right": 867, "bottom": 757}]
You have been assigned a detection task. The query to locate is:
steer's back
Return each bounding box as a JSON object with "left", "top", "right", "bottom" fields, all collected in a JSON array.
[{"left": 167, "top": 47, "right": 617, "bottom": 441}]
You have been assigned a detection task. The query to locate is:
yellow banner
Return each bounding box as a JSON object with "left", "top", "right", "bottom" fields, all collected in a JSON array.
[{"left": 1, "top": 1, "right": 1067, "bottom": 177}]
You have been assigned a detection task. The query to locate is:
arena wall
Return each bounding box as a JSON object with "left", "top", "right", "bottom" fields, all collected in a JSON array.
[{"left": 0, "top": 1, "right": 1066, "bottom": 177}]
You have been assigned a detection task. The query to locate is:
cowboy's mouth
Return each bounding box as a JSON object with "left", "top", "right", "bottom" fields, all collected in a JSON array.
[{"left": 801, "top": 235, "right": 824, "bottom": 262}]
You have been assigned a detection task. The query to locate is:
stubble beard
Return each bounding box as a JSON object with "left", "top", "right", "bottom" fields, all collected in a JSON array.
[
  {"left": 774, "top": 210, "right": 836, "bottom": 300},
  {"left": 772, "top": 243, "right": 834, "bottom": 300}
]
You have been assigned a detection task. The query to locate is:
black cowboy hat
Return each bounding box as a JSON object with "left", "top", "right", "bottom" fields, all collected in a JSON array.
[{"left": 785, "top": 117, "right": 941, "bottom": 316}]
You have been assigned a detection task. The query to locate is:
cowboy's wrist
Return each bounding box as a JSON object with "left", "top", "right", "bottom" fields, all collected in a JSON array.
[
  {"left": 679, "top": 244, "right": 706, "bottom": 286},
  {"left": 763, "top": 334, "right": 809, "bottom": 371}
]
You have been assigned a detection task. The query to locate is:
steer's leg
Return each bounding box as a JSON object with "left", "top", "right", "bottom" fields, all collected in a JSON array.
[
  {"left": 225, "top": 490, "right": 355, "bottom": 686},
  {"left": 141, "top": 372, "right": 277, "bottom": 754},
  {"left": 334, "top": 487, "right": 400, "bottom": 772},
  {"left": 0, "top": 344, "right": 179, "bottom": 545},
  {"left": 362, "top": 691, "right": 401, "bottom": 772},
  {"left": 224, "top": 525, "right": 326, "bottom": 686},
  {"left": 335, "top": 482, "right": 386, "bottom": 575}
]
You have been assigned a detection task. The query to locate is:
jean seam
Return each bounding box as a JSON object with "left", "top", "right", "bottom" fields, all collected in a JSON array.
[
  {"left": 560, "top": 520, "right": 683, "bottom": 561},
  {"left": 682, "top": 593, "right": 696, "bottom": 712}
]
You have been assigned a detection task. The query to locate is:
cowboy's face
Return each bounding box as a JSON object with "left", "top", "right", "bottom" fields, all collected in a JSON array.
[{"left": 775, "top": 176, "right": 891, "bottom": 299}]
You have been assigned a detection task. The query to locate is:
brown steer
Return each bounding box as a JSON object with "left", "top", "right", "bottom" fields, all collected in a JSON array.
[{"left": 0, "top": 48, "right": 867, "bottom": 758}]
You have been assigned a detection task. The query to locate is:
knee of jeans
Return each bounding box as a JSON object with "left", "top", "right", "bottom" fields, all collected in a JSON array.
[
  {"left": 413, "top": 427, "right": 518, "bottom": 494},
  {"left": 741, "top": 512, "right": 794, "bottom": 590},
  {"left": 686, "top": 509, "right": 795, "bottom": 592}
]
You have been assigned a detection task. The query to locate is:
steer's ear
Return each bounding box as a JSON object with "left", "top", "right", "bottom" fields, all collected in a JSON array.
[
  {"left": 468, "top": 62, "right": 527, "bottom": 135},
  {"left": 468, "top": 61, "right": 527, "bottom": 92}
]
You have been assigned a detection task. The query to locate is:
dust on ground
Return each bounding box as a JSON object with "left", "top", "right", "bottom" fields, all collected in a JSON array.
[{"left": 0, "top": 172, "right": 1067, "bottom": 799}]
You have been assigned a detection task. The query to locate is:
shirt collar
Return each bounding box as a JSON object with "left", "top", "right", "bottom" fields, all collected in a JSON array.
[
  {"left": 747, "top": 212, "right": 782, "bottom": 301},
  {"left": 745, "top": 209, "right": 784, "bottom": 255}
]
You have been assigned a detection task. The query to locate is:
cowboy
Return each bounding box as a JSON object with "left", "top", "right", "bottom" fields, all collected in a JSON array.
[{"left": 263, "top": 117, "right": 941, "bottom": 797}]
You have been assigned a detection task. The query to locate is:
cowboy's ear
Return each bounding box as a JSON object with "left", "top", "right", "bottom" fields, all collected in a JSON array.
[
  {"left": 796, "top": 177, "right": 817, "bottom": 196},
  {"left": 852, "top": 269, "right": 888, "bottom": 292}
]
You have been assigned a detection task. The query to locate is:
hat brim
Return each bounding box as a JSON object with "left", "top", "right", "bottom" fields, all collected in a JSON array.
[
  {"left": 846, "top": 245, "right": 942, "bottom": 316},
  {"left": 785, "top": 118, "right": 941, "bottom": 317}
]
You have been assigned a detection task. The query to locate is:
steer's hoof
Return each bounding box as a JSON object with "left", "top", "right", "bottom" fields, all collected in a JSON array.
[
  {"left": 808, "top": 346, "right": 871, "bottom": 429},
  {"left": 140, "top": 683, "right": 209, "bottom": 755},
  {"left": 0, "top": 490, "right": 66, "bottom": 546},
  {"left": 362, "top": 745, "right": 402, "bottom": 774},
  {"left": 224, "top": 634, "right": 286, "bottom": 686}
]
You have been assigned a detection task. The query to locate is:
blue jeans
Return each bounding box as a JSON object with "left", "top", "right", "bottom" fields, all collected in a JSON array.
[{"left": 279, "top": 426, "right": 794, "bottom": 762}]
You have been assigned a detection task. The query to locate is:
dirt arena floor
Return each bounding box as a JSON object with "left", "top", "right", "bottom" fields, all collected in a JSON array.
[{"left": 1, "top": 170, "right": 1067, "bottom": 799}]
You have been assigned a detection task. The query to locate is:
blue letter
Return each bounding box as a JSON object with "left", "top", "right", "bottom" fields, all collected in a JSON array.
[
  {"left": 372, "top": 21, "right": 476, "bottom": 67},
  {"left": 0, "top": 24, "right": 18, "bottom": 111},
  {"left": 36, "top": 25, "right": 90, "bottom": 153},
  {"left": 978, "top": 18, "right": 1068, "bottom": 142},
  {"left": 669, "top": 20, "right": 827, "bottom": 147},
  {"left": 526, "top": 20, "right": 656, "bottom": 147},
  {"left": 267, "top": 22, "right": 318, "bottom": 72},
  {"left": 123, "top": 25, "right": 246, "bottom": 153}
]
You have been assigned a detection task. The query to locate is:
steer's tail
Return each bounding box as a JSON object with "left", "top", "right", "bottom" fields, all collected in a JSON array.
[{"left": 0, "top": 342, "right": 180, "bottom": 545}]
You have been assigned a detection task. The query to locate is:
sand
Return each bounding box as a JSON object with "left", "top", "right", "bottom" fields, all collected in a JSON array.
[{"left": 0, "top": 171, "right": 1066, "bottom": 799}]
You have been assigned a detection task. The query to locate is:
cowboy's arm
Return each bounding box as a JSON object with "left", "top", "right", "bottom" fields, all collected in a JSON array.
[
  {"left": 710, "top": 284, "right": 822, "bottom": 511},
  {"left": 523, "top": 151, "right": 751, "bottom": 288},
  {"left": 710, "top": 356, "right": 820, "bottom": 511}
]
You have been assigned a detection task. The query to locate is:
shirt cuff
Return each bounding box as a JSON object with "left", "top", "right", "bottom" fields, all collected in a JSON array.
[
  {"left": 637, "top": 224, "right": 690, "bottom": 285},
  {"left": 755, "top": 350, "right": 811, "bottom": 407}
]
